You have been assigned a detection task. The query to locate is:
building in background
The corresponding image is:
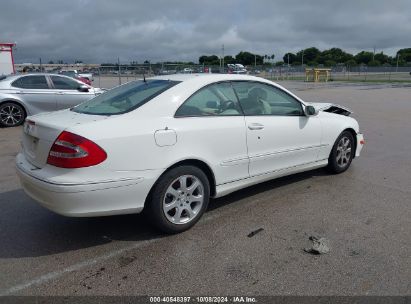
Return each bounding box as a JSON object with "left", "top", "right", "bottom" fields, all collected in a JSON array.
[{"left": 0, "top": 43, "right": 16, "bottom": 75}]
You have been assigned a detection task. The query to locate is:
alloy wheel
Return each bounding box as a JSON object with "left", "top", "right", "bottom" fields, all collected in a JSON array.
[
  {"left": 0, "top": 104, "right": 24, "bottom": 127},
  {"left": 163, "top": 175, "right": 204, "bottom": 225},
  {"left": 336, "top": 136, "right": 352, "bottom": 168}
]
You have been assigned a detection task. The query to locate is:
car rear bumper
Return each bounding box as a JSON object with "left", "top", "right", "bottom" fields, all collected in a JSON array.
[
  {"left": 16, "top": 153, "right": 159, "bottom": 217},
  {"left": 356, "top": 133, "right": 365, "bottom": 157}
]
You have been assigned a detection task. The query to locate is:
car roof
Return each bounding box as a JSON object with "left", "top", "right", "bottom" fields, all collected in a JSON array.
[
  {"left": 120, "top": 73, "right": 306, "bottom": 118},
  {"left": 19, "top": 73, "right": 65, "bottom": 77},
  {"left": 150, "top": 73, "right": 266, "bottom": 84},
  {"left": 0, "top": 73, "right": 87, "bottom": 89},
  {"left": 3, "top": 73, "right": 70, "bottom": 80}
]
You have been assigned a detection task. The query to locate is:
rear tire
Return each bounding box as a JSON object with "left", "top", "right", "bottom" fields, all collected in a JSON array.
[
  {"left": 146, "top": 165, "right": 210, "bottom": 234},
  {"left": 0, "top": 102, "right": 26, "bottom": 127},
  {"left": 327, "top": 130, "right": 355, "bottom": 174}
]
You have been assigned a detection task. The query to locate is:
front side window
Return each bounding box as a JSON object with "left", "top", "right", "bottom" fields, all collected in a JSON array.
[
  {"left": 73, "top": 80, "right": 179, "bottom": 115},
  {"left": 175, "top": 82, "right": 242, "bottom": 117},
  {"left": 51, "top": 76, "right": 80, "bottom": 90},
  {"left": 12, "top": 76, "right": 49, "bottom": 89},
  {"left": 232, "top": 82, "right": 303, "bottom": 116}
]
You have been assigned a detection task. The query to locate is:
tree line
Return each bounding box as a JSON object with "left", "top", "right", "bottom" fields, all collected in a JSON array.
[
  {"left": 199, "top": 48, "right": 411, "bottom": 67},
  {"left": 199, "top": 51, "right": 268, "bottom": 66},
  {"left": 45, "top": 47, "right": 411, "bottom": 67}
]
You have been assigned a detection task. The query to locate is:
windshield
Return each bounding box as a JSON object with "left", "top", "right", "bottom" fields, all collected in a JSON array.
[{"left": 72, "top": 79, "right": 179, "bottom": 115}]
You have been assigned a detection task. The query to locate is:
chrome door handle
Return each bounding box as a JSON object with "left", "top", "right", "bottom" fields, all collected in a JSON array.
[
  {"left": 56, "top": 92, "right": 65, "bottom": 95},
  {"left": 248, "top": 123, "right": 264, "bottom": 130}
]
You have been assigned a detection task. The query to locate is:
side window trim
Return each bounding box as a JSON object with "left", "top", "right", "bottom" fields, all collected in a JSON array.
[
  {"left": 11, "top": 79, "right": 23, "bottom": 89},
  {"left": 45, "top": 75, "right": 53, "bottom": 89},
  {"left": 231, "top": 80, "right": 304, "bottom": 117},
  {"left": 174, "top": 81, "right": 244, "bottom": 118}
]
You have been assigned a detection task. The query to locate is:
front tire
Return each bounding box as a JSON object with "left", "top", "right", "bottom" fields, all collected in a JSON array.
[
  {"left": 0, "top": 102, "right": 26, "bottom": 127},
  {"left": 146, "top": 165, "right": 210, "bottom": 234},
  {"left": 327, "top": 131, "right": 355, "bottom": 174}
]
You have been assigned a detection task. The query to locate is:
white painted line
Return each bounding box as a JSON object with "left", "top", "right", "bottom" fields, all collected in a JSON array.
[
  {"left": 0, "top": 211, "right": 223, "bottom": 296},
  {"left": 0, "top": 237, "right": 160, "bottom": 296}
]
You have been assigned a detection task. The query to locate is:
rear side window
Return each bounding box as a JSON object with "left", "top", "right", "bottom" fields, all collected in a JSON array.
[
  {"left": 12, "top": 76, "right": 49, "bottom": 89},
  {"left": 51, "top": 76, "right": 80, "bottom": 90},
  {"left": 73, "top": 80, "right": 179, "bottom": 115},
  {"left": 175, "top": 82, "right": 242, "bottom": 117}
]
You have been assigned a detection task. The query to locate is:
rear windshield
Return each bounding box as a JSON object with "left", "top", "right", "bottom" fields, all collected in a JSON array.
[
  {"left": 60, "top": 71, "right": 76, "bottom": 77},
  {"left": 72, "top": 79, "right": 179, "bottom": 115}
]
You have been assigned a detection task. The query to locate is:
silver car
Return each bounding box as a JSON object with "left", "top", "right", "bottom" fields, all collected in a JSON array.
[{"left": 0, "top": 73, "right": 103, "bottom": 127}]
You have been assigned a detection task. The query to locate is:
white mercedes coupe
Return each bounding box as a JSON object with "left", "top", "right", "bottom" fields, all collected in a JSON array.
[{"left": 16, "top": 74, "right": 364, "bottom": 233}]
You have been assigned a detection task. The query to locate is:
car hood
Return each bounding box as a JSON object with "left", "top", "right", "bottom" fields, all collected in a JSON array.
[{"left": 308, "top": 102, "right": 352, "bottom": 116}]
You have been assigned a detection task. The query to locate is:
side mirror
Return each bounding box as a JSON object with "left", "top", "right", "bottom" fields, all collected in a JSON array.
[
  {"left": 78, "top": 85, "right": 89, "bottom": 92},
  {"left": 305, "top": 105, "right": 317, "bottom": 116}
]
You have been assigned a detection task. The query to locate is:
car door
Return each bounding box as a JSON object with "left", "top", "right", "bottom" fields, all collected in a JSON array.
[
  {"left": 11, "top": 75, "right": 56, "bottom": 114},
  {"left": 232, "top": 81, "right": 322, "bottom": 177},
  {"left": 49, "top": 75, "right": 95, "bottom": 110},
  {"left": 173, "top": 82, "right": 249, "bottom": 185}
]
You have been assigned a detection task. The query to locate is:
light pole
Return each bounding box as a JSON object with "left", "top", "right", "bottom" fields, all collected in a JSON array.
[
  {"left": 254, "top": 54, "right": 257, "bottom": 70},
  {"left": 118, "top": 57, "right": 121, "bottom": 85},
  {"left": 396, "top": 53, "right": 400, "bottom": 72},
  {"left": 222, "top": 44, "right": 224, "bottom": 73},
  {"left": 301, "top": 50, "right": 304, "bottom": 66}
]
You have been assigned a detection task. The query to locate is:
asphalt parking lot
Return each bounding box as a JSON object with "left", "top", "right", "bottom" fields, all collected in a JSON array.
[{"left": 0, "top": 80, "right": 410, "bottom": 296}]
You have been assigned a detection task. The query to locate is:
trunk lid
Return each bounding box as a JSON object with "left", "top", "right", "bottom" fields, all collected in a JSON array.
[{"left": 22, "top": 109, "right": 108, "bottom": 168}]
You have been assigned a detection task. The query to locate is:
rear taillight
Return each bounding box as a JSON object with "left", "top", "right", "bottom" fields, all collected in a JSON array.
[{"left": 47, "top": 131, "right": 107, "bottom": 168}]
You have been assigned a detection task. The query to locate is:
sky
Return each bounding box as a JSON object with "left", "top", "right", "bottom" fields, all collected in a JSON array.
[{"left": 1, "top": 0, "right": 411, "bottom": 64}]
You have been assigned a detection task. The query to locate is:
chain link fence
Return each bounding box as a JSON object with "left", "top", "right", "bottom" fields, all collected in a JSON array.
[
  {"left": 260, "top": 65, "right": 411, "bottom": 82},
  {"left": 21, "top": 63, "right": 405, "bottom": 89},
  {"left": 94, "top": 64, "right": 411, "bottom": 88},
  {"left": 14, "top": 62, "right": 411, "bottom": 88}
]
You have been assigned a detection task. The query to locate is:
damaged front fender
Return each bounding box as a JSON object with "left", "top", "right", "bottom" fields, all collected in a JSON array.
[{"left": 308, "top": 102, "right": 352, "bottom": 116}]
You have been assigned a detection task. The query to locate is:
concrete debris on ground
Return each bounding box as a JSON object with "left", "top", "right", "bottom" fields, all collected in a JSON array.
[{"left": 304, "top": 236, "right": 330, "bottom": 255}]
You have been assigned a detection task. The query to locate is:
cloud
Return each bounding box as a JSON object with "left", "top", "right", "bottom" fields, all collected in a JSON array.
[{"left": 1, "top": 0, "right": 410, "bottom": 63}]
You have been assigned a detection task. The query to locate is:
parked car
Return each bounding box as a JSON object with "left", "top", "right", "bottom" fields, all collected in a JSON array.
[
  {"left": 182, "top": 68, "right": 194, "bottom": 73},
  {"left": 59, "top": 70, "right": 92, "bottom": 85},
  {"left": 0, "top": 73, "right": 104, "bottom": 127},
  {"left": 227, "top": 63, "right": 247, "bottom": 74},
  {"left": 60, "top": 70, "right": 93, "bottom": 81},
  {"left": 78, "top": 71, "right": 93, "bottom": 81},
  {"left": 16, "top": 74, "right": 364, "bottom": 233}
]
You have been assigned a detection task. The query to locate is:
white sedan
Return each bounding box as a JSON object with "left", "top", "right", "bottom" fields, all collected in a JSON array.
[{"left": 16, "top": 74, "right": 364, "bottom": 233}]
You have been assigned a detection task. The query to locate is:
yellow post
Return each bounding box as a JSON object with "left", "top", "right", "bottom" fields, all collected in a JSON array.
[{"left": 305, "top": 68, "right": 314, "bottom": 82}]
